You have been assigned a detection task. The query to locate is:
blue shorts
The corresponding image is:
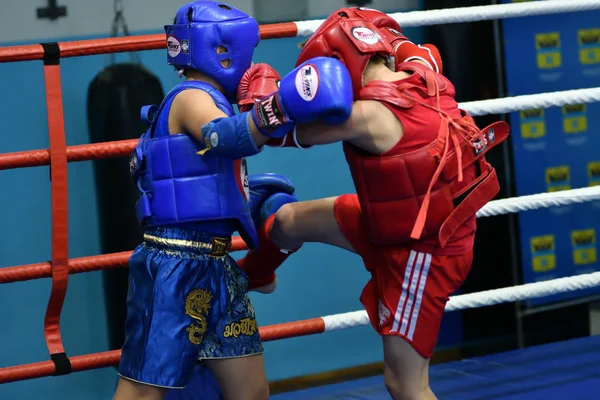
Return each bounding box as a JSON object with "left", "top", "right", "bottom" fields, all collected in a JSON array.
[{"left": 118, "top": 227, "right": 264, "bottom": 389}]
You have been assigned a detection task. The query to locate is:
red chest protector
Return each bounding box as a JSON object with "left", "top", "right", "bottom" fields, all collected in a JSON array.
[{"left": 344, "top": 62, "right": 510, "bottom": 247}]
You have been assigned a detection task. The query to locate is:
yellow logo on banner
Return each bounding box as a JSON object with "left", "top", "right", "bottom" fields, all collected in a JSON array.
[
  {"left": 535, "top": 32, "right": 561, "bottom": 69},
  {"left": 571, "top": 229, "right": 597, "bottom": 265},
  {"left": 562, "top": 104, "right": 587, "bottom": 134},
  {"left": 520, "top": 109, "right": 545, "bottom": 139},
  {"left": 588, "top": 161, "right": 600, "bottom": 187},
  {"left": 531, "top": 235, "right": 556, "bottom": 272},
  {"left": 545, "top": 166, "right": 570, "bottom": 192},
  {"left": 578, "top": 28, "right": 600, "bottom": 64}
]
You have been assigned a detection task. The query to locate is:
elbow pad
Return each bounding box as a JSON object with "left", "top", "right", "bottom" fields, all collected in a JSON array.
[{"left": 200, "top": 112, "right": 262, "bottom": 159}]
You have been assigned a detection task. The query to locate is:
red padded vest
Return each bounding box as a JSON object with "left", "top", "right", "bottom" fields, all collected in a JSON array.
[{"left": 344, "top": 62, "right": 509, "bottom": 248}]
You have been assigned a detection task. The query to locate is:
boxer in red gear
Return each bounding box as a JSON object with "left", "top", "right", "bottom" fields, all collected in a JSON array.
[{"left": 236, "top": 7, "right": 509, "bottom": 400}]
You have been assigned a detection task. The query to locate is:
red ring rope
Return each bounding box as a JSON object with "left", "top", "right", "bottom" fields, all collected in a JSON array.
[
  {"left": 0, "top": 316, "right": 328, "bottom": 384},
  {"left": 0, "top": 22, "right": 302, "bottom": 384},
  {"left": 0, "top": 237, "right": 248, "bottom": 284},
  {"left": 0, "top": 23, "right": 298, "bottom": 63},
  {"left": 0, "top": 139, "right": 137, "bottom": 171}
]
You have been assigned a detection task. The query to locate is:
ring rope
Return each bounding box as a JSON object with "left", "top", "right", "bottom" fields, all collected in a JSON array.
[
  {"left": 460, "top": 87, "right": 600, "bottom": 117},
  {"left": 2, "top": 270, "right": 598, "bottom": 383},
  {"left": 476, "top": 186, "right": 600, "bottom": 218},
  {"left": 1, "top": 186, "right": 599, "bottom": 284},
  {"left": 1, "top": 1, "right": 600, "bottom": 62},
  {"left": 319, "top": 271, "right": 600, "bottom": 332},
  {"left": 296, "top": 0, "right": 600, "bottom": 34},
  {"left": 1, "top": 87, "right": 598, "bottom": 171}
]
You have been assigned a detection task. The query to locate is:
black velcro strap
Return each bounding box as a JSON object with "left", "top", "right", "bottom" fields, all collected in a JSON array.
[
  {"left": 51, "top": 352, "right": 72, "bottom": 376},
  {"left": 41, "top": 42, "right": 60, "bottom": 65}
]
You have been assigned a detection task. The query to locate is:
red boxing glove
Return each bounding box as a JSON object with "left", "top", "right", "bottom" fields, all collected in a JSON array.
[
  {"left": 236, "top": 63, "right": 281, "bottom": 112},
  {"left": 378, "top": 27, "right": 443, "bottom": 74}
]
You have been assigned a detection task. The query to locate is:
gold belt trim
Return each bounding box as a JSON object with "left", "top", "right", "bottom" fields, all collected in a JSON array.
[{"left": 143, "top": 234, "right": 231, "bottom": 257}]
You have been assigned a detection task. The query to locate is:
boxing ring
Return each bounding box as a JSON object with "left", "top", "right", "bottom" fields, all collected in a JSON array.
[{"left": 1, "top": 0, "right": 600, "bottom": 397}]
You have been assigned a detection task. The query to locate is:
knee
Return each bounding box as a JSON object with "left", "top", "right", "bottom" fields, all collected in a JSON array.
[
  {"left": 254, "top": 381, "right": 270, "bottom": 400},
  {"left": 269, "top": 203, "right": 298, "bottom": 249},
  {"left": 384, "top": 369, "right": 431, "bottom": 400},
  {"left": 113, "top": 377, "right": 166, "bottom": 400},
  {"left": 238, "top": 380, "right": 269, "bottom": 400},
  {"left": 384, "top": 370, "right": 407, "bottom": 400}
]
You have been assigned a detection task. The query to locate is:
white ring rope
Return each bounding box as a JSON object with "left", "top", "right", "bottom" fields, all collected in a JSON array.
[
  {"left": 478, "top": 186, "right": 600, "bottom": 218},
  {"left": 303, "top": 187, "right": 600, "bottom": 333},
  {"left": 294, "top": 0, "right": 600, "bottom": 35},
  {"left": 317, "top": 187, "right": 600, "bottom": 332},
  {"left": 321, "top": 272, "right": 600, "bottom": 332},
  {"left": 460, "top": 88, "right": 600, "bottom": 117}
]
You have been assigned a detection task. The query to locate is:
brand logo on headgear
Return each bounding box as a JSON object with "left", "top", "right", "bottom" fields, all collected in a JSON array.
[
  {"left": 181, "top": 39, "right": 189, "bottom": 54},
  {"left": 352, "top": 27, "right": 380, "bottom": 45},
  {"left": 294, "top": 65, "right": 319, "bottom": 101},
  {"left": 167, "top": 35, "right": 181, "bottom": 57}
]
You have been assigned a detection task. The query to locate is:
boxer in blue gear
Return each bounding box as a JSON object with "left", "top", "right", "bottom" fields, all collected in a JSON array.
[
  {"left": 163, "top": 175, "right": 296, "bottom": 400},
  {"left": 113, "top": 1, "right": 354, "bottom": 399}
]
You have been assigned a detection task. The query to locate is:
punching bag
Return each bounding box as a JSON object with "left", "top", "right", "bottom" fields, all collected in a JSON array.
[{"left": 87, "top": 62, "right": 165, "bottom": 352}]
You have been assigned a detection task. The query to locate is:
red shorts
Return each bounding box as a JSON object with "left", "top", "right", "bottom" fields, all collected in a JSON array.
[{"left": 334, "top": 194, "right": 473, "bottom": 358}]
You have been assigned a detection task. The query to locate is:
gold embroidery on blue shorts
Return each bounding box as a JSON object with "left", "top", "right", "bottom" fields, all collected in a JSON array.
[
  {"left": 223, "top": 317, "right": 258, "bottom": 338},
  {"left": 143, "top": 234, "right": 231, "bottom": 257},
  {"left": 185, "top": 289, "right": 213, "bottom": 345}
]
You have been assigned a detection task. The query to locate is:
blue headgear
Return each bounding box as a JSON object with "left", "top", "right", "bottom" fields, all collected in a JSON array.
[{"left": 165, "top": 1, "right": 260, "bottom": 98}]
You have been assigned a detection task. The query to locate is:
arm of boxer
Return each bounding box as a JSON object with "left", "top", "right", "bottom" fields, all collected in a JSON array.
[
  {"left": 200, "top": 58, "right": 354, "bottom": 157},
  {"left": 378, "top": 27, "right": 443, "bottom": 73},
  {"left": 172, "top": 88, "right": 268, "bottom": 158},
  {"left": 237, "top": 64, "right": 310, "bottom": 149},
  {"left": 395, "top": 41, "right": 443, "bottom": 73},
  {"left": 171, "top": 89, "right": 229, "bottom": 141},
  {"left": 295, "top": 100, "right": 403, "bottom": 154},
  {"left": 249, "top": 57, "right": 354, "bottom": 138},
  {"left": 293, "top": 100, "right": 381, "bottom": 145}
]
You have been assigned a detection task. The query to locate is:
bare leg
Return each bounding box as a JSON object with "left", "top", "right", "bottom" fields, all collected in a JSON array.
[
  {"left": 113, "top": 377, "right": 168, "bottom": 400},
  {"left": 204, "top": 354, "right": 269, "bottom": 400},
  {"left": 238, "top": 196, "right": 357, "bottom": 294},
  {"left": 382, "top": 335, "right": 437, "bottom": 400},
  {"left": 270, "top": 196, "right": 355, "bottom": 252}
]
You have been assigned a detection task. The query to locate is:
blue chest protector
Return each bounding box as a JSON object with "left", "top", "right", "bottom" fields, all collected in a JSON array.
[{"left": 130, "top": 81, "right": 258, "bottom": 249}]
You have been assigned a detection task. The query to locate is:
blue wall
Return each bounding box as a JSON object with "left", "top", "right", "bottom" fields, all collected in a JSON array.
[
  {"left": 501, "top": 4, "right": 600, "bottom": 307},
  {"left": 0, "top": 25, "right": 456, "bottom": 400}
]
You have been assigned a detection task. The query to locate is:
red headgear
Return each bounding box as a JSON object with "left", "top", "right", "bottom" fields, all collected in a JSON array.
[
  {"left": 296, "top": 8, "right": 395, "bottom": 96},
  {"left": 347, "top": 7, "right": 402, "bottom": 31}
]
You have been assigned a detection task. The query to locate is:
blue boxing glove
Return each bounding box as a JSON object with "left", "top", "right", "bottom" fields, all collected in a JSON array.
[
  {"left": 248, "top": 173, "right": 298, "bottom": 227},
  {"left": 251, "top": 57, "right": 353, "bottom": 138}
]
